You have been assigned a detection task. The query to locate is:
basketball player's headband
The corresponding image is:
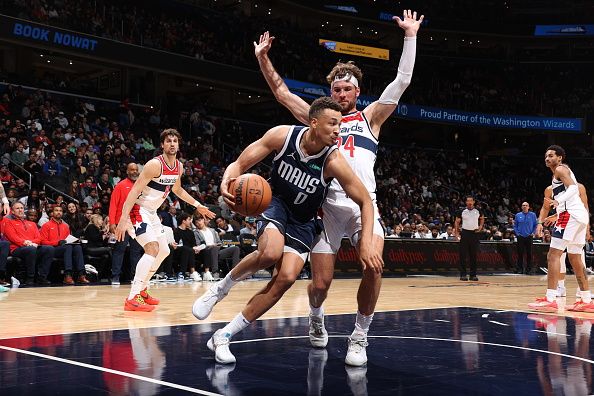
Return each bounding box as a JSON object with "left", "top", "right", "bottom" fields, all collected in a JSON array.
[{"left": 331, "top": 73, "right": 359, "bottom": 88}]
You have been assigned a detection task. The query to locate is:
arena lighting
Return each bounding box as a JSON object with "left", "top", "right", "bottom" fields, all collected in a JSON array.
[
  {"left": 47, "top": 60, "right": 50, "bottom": 63},
  {"left": 39, "top": 54, "right": 43, "bottom": 57},
  {"left": 69, "top": 60, "right": 73, "bottom": 65}
]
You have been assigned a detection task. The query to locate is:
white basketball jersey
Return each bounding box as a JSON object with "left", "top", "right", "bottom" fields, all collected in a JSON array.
[
  {"left": 551, "top": 165, "right": 588, "bottom": 224},
  {"left": 134, "top": 155, "right": 181, "bottom": 212},
  {"left": 328, "top": 110, "right": 378, "bottom": 199}
]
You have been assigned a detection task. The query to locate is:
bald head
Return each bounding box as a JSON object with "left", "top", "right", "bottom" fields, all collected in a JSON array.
[
  {"left": 521, "top": 202, "right": 529, "bottom": 213},
  {"left": 126, "top": 162, "right": 139, "bottom": 181}
]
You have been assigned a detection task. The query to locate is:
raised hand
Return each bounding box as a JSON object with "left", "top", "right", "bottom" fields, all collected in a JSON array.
[
  {"left": 394, "top": 9, "right": 424, "bottom": 37},
  {"left": 254, "top": 31, "right": 275, "bottom": 59}
]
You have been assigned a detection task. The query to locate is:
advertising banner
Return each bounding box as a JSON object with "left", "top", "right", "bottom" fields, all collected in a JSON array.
[
  {"left": 534, "top": 25, "right": 594, "bottom": 36},
  {"left": 319, "top": 38, "right": 389, "bottom": 60},
  {"left": 334, "top": 238, "right": 549, "bottom": 276},
  {"left": 283, "top": 79, "right": 583, "bottom": 132}
]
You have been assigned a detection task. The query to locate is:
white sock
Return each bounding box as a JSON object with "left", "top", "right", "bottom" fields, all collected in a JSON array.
[
  {"left": 576, "top": 288, "right": 582, "bottom": 299},
  {"left": 218, "top": 272, "right": 239, "bottom": 295},
  {"left": 580, "top": 290, "right": 592, "bottom": 303},
  {"left": 546, "top": 289, "right": 558, "bottom": 303},
  {"left": 351, "top": 311, "right": 373, "bottom": 339},
  {"left": 128, "top": 254, "right": 155, "bottom": 300},
  {"left": 558, "top": 280, "right": 565, "bottom": 288},
  {"left": 220, "top": 312, "right": 251, "bottom": 338},
  {"left": 310, "top": 304, "right": 324, "bottom": 317}
]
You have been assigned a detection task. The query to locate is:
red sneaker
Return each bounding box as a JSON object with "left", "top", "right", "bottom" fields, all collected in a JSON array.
[
  {"left": 124, "top": 294, "right": 155, "bottom": 312},
  {"left": 140, "top": 288, "right": 160, "bottom": 305},
  {"left": 568, "top": 300, "right": 594, "bottom": 313},
  {"left": 528, "top": 297, "right": 558, "bottom": 312}
]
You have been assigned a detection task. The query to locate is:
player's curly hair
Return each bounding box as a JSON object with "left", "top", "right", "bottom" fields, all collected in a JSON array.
[
  {"left": 326, "top": 61, "right": 363, "bottom": 86},
  {"left": 160, "top": 128, "right": 182, "bottom": 144},
  {"left": 547, "top": 145, "right": 566, "bottom": 162}
]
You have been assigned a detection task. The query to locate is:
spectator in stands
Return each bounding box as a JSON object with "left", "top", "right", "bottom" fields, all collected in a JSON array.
[
  {"left": 109, "top": 162, "right": 142, "bottom": 285},
  {"left": 71, "top": 157, "right": 87, "bottom": 182},
  {"left": 40, "top": 205, "right": 89, "bottom": 285},
  {"left": 239, "top": 217, "right": 257, "bottom": 236},
  {"left": 83, "top": 189, "right": 99, "bottom": 208},
  {"left": 54, "top": 195, "right": 67, "bottom": 211},
  {"left": 67, "top": 180, "right": 84, "bottom": 203},
  {"left": 542, "top": 229, "right": 552, "bottom": 244},
  {"left": 0, "top": 164, "right": 14, "bottom": 186},
  {"left": 215, "top": 216, "right": 238, "bottom": 241},
  {"left": 64, "top": 202, "right": 87, "bottom": 237},
  {"left": 14, "top": 178, "right": 27, "bottom": 198},
  {"left": 42, "top": 153, "right": 62, "bottom": 177},
  {"left": 413, "top": 223, "right": 429, "bottom": 239},
  {"left": 11, "top": 143, "right": 27, "bottom": 166},
  {"left": 19, "top": 189, "right": 41, "bottom": 211},
  {"left": 160, "top": 205, "right": 178, "bottom": 229},
  {"left": 23, "top": 152, "right": 42, "bottom": 188},
  {"left": 97, "top": 172, "right": 112, "bottom": 192},
  {"left": 81, "top": 177, "right": 96, "bottom": 199},
  {"left": 439, "top": 225, "right": 456, "bottom": 240},
  {"left": 26, "top": 208, "right": 39, "bottom": 225},
  {"left": 4, "top": 201, "right": 54, "bottom": 286},
  {"left": 193, "top": 215, "right": 240, "bottom": 280},
  {"left": 56, "top": 111, "right": 68, "bottom": 129},
  {"left": 82, "top": 214, "right": 112, "bottom": 270},
  {"left": 173, "top": 212, "right": 201, "bottom": 281}
]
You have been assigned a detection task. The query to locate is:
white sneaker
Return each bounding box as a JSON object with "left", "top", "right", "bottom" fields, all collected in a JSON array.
[
  {"left": 557, "top": 286, "right": 567, "bottom": 297},
  {"left": 207, "top": 329, "right": 236, "bottom": 364},
  {"left": 190, "top": 271, "right": 202, "bottom": 282},
  {"left": 345, "top": 337, "right": 369, "bottom": 367},
  {"left": 192, "top": 282, "right": 227, "bottom": 320},
  {"left": 203, "top": 271, "right": 214, "bottom": 281},
  {"left": 309, "top": 314, "right": 328, "bottom": 348}
]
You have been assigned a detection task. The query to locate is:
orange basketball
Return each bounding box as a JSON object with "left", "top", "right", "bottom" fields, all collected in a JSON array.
[{"left": 229, "top": 173, "right": 272, "bottom": 216}]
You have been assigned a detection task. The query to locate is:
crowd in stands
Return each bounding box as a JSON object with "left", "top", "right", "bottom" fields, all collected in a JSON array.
[
  {"left": 0, "top": 80, "right": 592, "bottom": 287},
  {"left": 2, "top": 0, "right": 593, "bottom": 119}
]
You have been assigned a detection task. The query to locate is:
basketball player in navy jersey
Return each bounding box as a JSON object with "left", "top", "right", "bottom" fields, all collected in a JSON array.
[
  {"left": 115, "top": 129, "right": 215, "bottom": 312},
  {"left": 252, "top": 10, "right": 423, "bottom": 365},
  {"left": 529, "top": 145, "right": 594, "bottom": 312},
  {"left": 193, "top": 97, "right": 383, "bottom": 364}
]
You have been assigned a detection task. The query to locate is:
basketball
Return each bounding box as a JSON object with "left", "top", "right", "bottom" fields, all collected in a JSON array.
[{"left": 229, "top": 173, "right": 272, "bottom": 216}]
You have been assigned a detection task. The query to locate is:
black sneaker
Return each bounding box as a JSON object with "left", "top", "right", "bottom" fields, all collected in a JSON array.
[
  {"left": 460, "top": 276, "right": 468, "bottom": 281},
  {"left": 36, "top": 277, "right": 51, "bottom": 286},
  {"left": 469, "top": 276, "right": 479, "bottom": 281},
  {"left": 23, "top": 277, "right": 36, "bottom": 286}
]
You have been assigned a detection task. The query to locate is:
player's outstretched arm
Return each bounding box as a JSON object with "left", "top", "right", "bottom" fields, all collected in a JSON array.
[
  {"left": 324, "top": 151, "right": 384, "bottom": 273},
  {"left": 364, "top": 10, "right": 423, "bottom": 134},
  {"left": 254, "top": 31, "right": 310, "bottom": 125},
  {"left": 114, "top": 159, "right": 160, "bottom": 241},
  {"left": 220, "top": 125, "right": 289, "bottom": 207}
]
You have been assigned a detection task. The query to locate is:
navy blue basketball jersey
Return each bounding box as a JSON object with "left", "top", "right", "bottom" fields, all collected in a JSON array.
[{"left": 270, "top": 126, "right": 337, "bottom": 223}]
